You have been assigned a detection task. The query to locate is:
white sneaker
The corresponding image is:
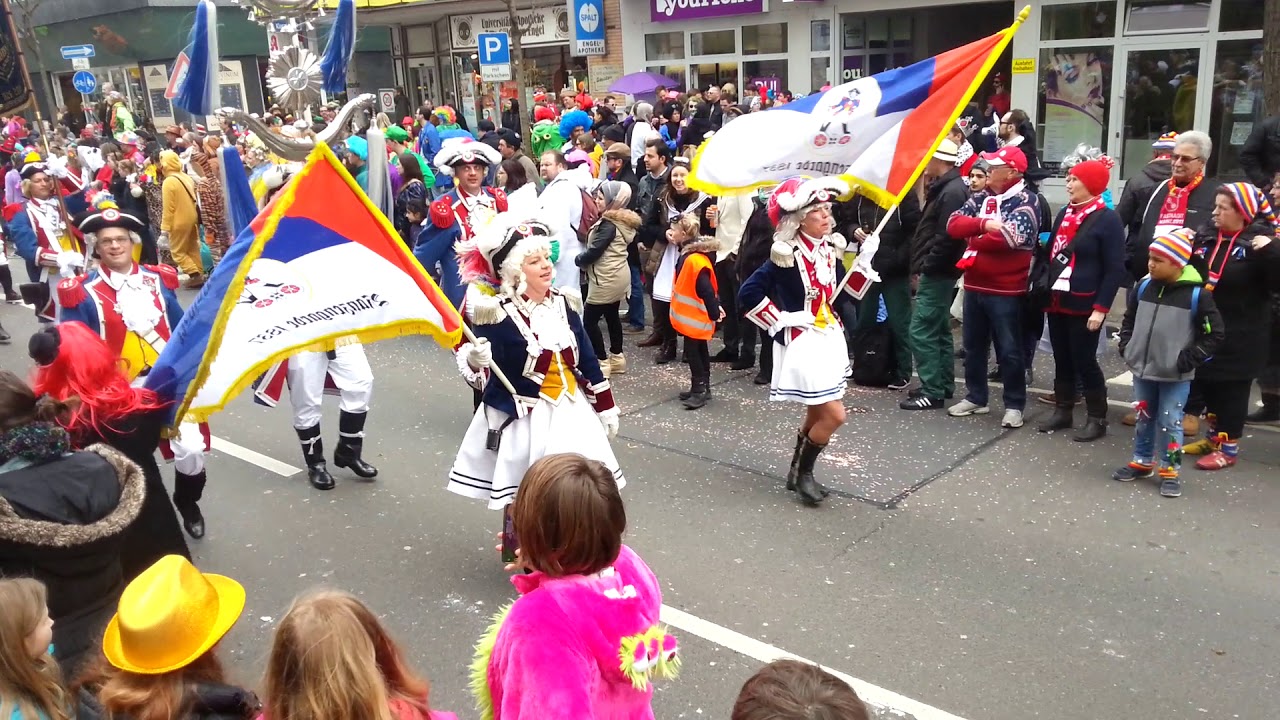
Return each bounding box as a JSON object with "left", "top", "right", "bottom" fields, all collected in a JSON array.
[
  {"left": 1002, "top": 409, "right": 1024, "bottom": 428},
  {"left": 948, "top": 399, "right": 989, "bottom": 417}
]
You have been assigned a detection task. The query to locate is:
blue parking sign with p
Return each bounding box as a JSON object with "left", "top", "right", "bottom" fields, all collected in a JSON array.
[{"left": 477, "top": 33, "right": 510, "bottom": 66}]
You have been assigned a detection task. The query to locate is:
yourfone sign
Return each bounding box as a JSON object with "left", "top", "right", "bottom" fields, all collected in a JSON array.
[{"left": 651, "top": 0, "right": 765, "bottom": 22}]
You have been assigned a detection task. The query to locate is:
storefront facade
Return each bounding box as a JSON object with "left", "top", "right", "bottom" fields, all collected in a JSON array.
[
  {"left": 400, "top": 1, "right": 587, "bottom": 130},
  {"left": 1009, "top": 0, "right": 1263, "bottom": 184},
  {"left": 620, "top": 0, "right": 1016, "bottom": 99}
]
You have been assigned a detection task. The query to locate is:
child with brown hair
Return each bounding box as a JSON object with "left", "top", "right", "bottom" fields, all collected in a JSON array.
[
  {"left": 731, "top": 659, "right": 869, "bottom": 720},
  {"left": 473, "top": 453, "right": 678, "bottom": 719},
  {"left": 0, "top": 579, "right": 67, "bottom": 720},
  {"left": 650, "top": 213, "right": 702, "bottom": 366},
  {"left": 262, "top": 590, "right": 456, "bottom": 720},
  {"left": 671, "top": 234, "right": 723, "bottom": 409}
]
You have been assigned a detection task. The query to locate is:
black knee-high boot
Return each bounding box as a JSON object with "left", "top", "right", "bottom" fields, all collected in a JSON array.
[
  {"left": 793, "top": 435, "right": 828, "bottom": 506},
  {"left": 296, "top": 425, "right": 335, "bottom": 490},
  {"left": 334, "top": 410, "right": 378, "bottom": 478}
]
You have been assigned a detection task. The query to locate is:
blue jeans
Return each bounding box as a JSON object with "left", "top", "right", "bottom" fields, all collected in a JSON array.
[
  {"left": 626, "top": 258, "right": 645, "bottom": 329},
  {"left": 962, "top": 291, "right": 1026, "bottom": 410},
  {"left": 1132, "top": 378, "right": 1191, "bottom": 471}
]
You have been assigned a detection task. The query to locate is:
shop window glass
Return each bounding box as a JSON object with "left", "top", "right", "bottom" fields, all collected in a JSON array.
[
  {"left": 742, "top": 23, "right": 787, "bottom": 55},
  {"left": 1209, "top": 39, "right": 1265, "bottom": 181},
  {"left": 810, "top": 57, "right": 831, "bottom": 93},
  {"left": 691, "top": 29, "right": 736, "bottom": 56},
  {"left": 1124, "top": 0, "right": 1210, "bottom": 34},
  {"left": 646, "top": 31, "right": 685, "bottom": 61},
  {"left": 866, "top": 16, "right": 889, "bottom": 49},
  {"left": 891, "top": 17, "right": 911, "bottom": 48},
  {"left": 1218, "top": 0, "right": 1263, "bottom": 32},
  {"left": 646, "top": 65, "right": 687, "bottom": 90},
  {"left": 1037, "top": 46, "right": 1112, "bottom": 173},
  {"left": 744, "top": 59, "right": 788, "bottom": 94},
  {"left": 1117, "top": 47, "right": 1199, "bottom": 179},
  {"left": 689, "top": 63, "right": 738, "bottom": 94},
  {"left": 842, "top": 16, "right": 864, "bottom": 50},
  {"left": 811, "top": 20, "right": 831, "bottom": 53},
  {"left": 406, "top": 25, "right": 435, "bottom": 54},
  {"left": 1040, "top": 2, "right": 1116, "bottom": 40},
  {"left": 436, "top": 20, "right": 451, "bottom": 52}
]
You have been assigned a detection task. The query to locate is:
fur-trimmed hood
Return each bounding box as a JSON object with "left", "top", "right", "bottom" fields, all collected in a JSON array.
[
  {"left": 680, "top": 237, "right": 720, "bottom": 256},
  {"left": 602, "top": 208, "right": 640, "bottom": 229},
  {"left": 0, "top": 443, "right": 144, "bottom": 547}
]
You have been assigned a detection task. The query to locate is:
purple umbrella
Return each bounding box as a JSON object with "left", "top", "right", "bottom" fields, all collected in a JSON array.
[{"left": 609, "top": 71, "right": 682, "bottom": 96}]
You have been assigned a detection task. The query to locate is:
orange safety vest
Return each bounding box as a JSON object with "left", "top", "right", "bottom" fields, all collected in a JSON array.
[{"left": 670, "top": 252, "right": 718, "bottom": 340}]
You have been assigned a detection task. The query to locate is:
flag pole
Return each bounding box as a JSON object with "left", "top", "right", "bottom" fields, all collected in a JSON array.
[{"left": 833, "top": 202, "right": 898, "bottom": 297}]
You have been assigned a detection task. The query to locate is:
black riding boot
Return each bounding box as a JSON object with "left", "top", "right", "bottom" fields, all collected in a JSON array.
[
  {"left": 1074, "top": 390, "right": 1109, "bottom": 442},
  {"left": 334, "top": 410, "right": 378, "bottom": 478},
  {"left": 754, "top": 331, "right": 773, "bottom": 385},
  {"left": 296, "top": 425, "right": 335, "bottom": 490},
  {"left": 731, "top": 328, "right": 756, "bottom": 370},
  {"left": 792, "top": 435, "right": 828, "bottom": 506},
  {"left": 655, "top": 335, "right": 677, "bottom": 364},
  {"left": 1248, "top": 393, "right": 1280, "bottom": 423},
  {"left": 1038, "top": 382, "right": 1076, "bottom": 433},
  {"left": 173, "top": 470, "right": 206, "bottom": 539},
  {"left": 682, "top": 372, "right": 711, "bottom": 409}
]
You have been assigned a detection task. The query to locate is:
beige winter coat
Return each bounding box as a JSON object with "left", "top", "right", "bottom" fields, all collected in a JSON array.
[{"left": 578, "top": 208, "right": 639, "bottom": 305}]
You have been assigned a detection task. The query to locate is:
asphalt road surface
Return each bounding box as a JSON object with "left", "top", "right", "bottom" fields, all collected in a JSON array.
[{"left": 2, "top": 291, "right": 1277, "bottom": 720}]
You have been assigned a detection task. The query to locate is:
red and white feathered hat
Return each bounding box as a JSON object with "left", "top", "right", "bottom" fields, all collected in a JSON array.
[
  {"left": 433, "top": 137, "right": 502, "bottom": 177},
  {"left": 767, "top": 176, "right": 849, "bottom": 266}
]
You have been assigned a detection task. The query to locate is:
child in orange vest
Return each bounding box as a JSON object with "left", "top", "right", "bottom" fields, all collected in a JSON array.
[{"left": 672, "top": 233, "right": 723, "bottom": 409}]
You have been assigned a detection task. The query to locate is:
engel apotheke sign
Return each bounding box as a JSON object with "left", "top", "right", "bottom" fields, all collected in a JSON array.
[
  {"left": 450, "top": 6, "right": 570, "bottom": 49},
  {"left": 651, "top": 0, "right": 766, "bottom": 22}
]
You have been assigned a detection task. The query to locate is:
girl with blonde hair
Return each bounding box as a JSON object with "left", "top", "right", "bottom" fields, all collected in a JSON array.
[
  {"left": 262, "top": 590, "right": 455, "bottom": 720},
  {"left": 0, "top": 579, "right": 67, "bottom": 720}
]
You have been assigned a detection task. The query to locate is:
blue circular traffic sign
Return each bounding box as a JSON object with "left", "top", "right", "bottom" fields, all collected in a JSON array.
[{"left": 72, "top": 70, "right": 96, "bottom": 94}]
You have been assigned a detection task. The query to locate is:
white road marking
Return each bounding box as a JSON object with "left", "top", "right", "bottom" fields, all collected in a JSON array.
[
  {"left": 207, "top": 432, "right": 966, "bottom": 719},
  {"left": 1106, "top": 371, "right": 1133, "bottom": 387},
  {"left": 210, "top": 436, "right": 302, "bottom": 476},
  {"left": 661, "top": 604, "right": 967, "bottom": 719}
]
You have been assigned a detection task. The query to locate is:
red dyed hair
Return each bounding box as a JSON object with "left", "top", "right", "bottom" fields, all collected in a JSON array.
[{"left": 29, "top": 321, "right": 165, "bottom": 436}]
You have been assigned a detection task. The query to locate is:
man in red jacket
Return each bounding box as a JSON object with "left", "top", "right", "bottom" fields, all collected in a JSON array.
[{"left": 945, "top": 146, "right": 1041, "bottom": 429}]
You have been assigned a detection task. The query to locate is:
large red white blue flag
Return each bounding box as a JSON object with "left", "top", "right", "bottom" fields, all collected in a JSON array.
[
  {"left": 145, "top": 141, "right": 462, "bottom": 425},
  {"left": 689, "top": 6, "right": 1029, "bottom": 207}
]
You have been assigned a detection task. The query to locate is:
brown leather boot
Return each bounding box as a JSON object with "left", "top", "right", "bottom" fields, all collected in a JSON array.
[{"left": 637, "top": 332, "right": 663, "bottom": 347}]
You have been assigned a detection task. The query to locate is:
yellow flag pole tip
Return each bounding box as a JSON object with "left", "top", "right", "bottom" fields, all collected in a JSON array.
[{"left": 1017, "top": 5, "right": 1031, "bottom": 21}]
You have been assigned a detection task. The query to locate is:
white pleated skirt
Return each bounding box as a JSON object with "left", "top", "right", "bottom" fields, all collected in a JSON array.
[
  {"left": 770, "top": 328, "right": 851, "bottom": 405},
  {"left": 447, "top": 389, "right": 625, "bottom": 510}
]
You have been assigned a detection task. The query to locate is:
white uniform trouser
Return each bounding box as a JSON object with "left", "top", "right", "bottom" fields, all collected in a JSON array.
[
  {"left": 287, "top": 346, "right": 373, "bottom": 430},
  {"left": 131, "top": 375, "right": 206, "bottom": 475}
]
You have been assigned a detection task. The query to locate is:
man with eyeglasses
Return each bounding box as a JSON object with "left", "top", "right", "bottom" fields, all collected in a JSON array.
[{"left": 1130, "top": 130, "right": 1218, "bottom": 282}]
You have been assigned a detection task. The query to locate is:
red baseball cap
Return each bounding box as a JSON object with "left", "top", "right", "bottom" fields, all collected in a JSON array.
[{"left": 980, "top": 146, "right": 1028, "bottom": 173}]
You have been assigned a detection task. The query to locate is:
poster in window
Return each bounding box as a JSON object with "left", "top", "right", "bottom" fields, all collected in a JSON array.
[{"left": 1042, "top": 52, "right": 1106, "bottom": 163}]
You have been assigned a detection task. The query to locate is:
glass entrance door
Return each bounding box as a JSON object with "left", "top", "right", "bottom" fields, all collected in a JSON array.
[{"left": 1117, "top": 44, "right": 1205, "bottom": 179}]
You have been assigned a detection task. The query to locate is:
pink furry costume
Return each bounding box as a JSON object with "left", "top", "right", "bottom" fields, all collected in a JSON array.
[{"left": 471, "top": 545, "right": 679, "bottom": 720}]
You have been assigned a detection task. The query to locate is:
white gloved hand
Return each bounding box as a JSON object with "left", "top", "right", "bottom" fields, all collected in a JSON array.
[
  {"left": 56, "top": 251, "right": 84, "bottom": 277},
  {"left": 157, "top": 232, "right": 170, "bottom": 250},
  {"left": 599, "top": 408, "right": 620, "bottom": 440},
  {"left": 467, "top": 338, "right": 493, "bottom": 369},
  {"left": 771, "top": 310, "right": 816, "bottom": 334}
]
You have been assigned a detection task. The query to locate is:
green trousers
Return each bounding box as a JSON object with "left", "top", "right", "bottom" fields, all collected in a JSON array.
[
  {"left": 908, "top": 274, "right": 955, "bottom": 399},
  {"left": 854, "top": 275, "right": 913, "bottom": 381}
]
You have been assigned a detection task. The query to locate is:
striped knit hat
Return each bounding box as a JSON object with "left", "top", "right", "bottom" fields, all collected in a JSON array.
[
  {"left": 1151, "top": 131, "right": 1179, "bottom": 151},
  {"left": 1220, "top": 181, "right": 1279, "bottom": 231},
  {"left": 1149, "top": 228, "right": 1195, "bottom": 268}
]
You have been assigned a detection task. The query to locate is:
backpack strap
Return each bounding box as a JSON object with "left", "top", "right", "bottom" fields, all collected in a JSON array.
[
  {"left": 1137, "top": 277, "right": 1150, "bottom": 299},
  {"left": 1190, "top": 285, "right": 1200, "bottom": 317}
]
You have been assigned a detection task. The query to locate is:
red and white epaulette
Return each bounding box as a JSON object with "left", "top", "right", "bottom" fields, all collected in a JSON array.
[
  {"left": 490, "top": 187, "right": 508, "bottom": 213},
  {"left": 430, "top": 197, "right": 455, "bottom": 228},
  {"left": 57, "top": 276, "right": 87, "bottom": 307},
  {"left": 144, "top": 263, "right": 180, "bottom": 290}
]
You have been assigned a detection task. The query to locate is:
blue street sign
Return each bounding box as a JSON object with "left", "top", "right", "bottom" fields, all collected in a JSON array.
[
  {"left": 571, "top": 0, "right": 605, "bottom": 56},
  {"left": 60, "top": 44, "right": 95, "bottom": 60},
  {"left": 72, "top": 70, "right": 96, "bottom": 94},
  {"left": 476, "top": 33, "right": 510, "bottom": 66}
]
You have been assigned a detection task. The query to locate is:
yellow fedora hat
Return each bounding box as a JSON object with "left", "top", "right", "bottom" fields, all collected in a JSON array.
[{"left": 102, "top": 555, "right": 246, "bottom": 675}]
